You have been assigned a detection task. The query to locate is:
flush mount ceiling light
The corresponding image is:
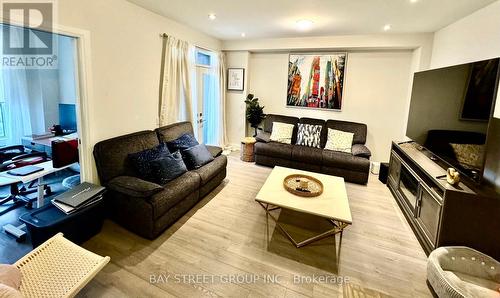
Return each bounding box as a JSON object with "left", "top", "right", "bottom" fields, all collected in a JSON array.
[
  {"left": 296, "top": 19, "right": 314, "bottom": 31},
  {"left": 383, "top": 24, "right": 392, "bottom": 31},
  {"left": 240, "top": 32, "right": 246, "bottom": 37},
  {"left": 208, "top": 13, "right": 216, "bottom": 20}
]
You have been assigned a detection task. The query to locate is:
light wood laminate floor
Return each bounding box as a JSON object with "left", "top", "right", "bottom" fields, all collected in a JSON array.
[{"left": 78, "top": 154, "right": 431, "bottom": 297}]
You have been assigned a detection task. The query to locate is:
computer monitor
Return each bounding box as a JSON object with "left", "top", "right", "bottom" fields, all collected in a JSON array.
[{"left": 59, "top": 103, "right": 77, "bottom": 132}]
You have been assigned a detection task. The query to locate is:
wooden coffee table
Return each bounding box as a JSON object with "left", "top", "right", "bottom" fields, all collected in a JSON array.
[{"left": 256, "top": 166, "right": 352, "bottom": 248}]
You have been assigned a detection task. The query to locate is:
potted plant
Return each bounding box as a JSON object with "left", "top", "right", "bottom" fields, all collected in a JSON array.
[{"left": 245, "top": 94, "right": 266, "bottom": 137}]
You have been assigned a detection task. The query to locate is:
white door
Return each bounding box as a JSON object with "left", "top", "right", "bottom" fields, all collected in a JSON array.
[{"left": 196, "top": 67, "right": 210, "bottom": 143}]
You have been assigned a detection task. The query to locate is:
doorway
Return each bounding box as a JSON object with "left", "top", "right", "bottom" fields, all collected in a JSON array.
[{"left": 195, "top": 48, "right": 221, "bottom": 146}]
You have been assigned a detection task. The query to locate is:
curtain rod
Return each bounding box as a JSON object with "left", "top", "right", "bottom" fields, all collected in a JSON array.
[{"left": 159, "top": 32, "right": 218, "bottom": 53}]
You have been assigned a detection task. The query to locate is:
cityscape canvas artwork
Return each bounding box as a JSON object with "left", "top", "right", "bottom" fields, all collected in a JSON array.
[{"left": 287, "top": 53, "right": 346, "bottom": 110}]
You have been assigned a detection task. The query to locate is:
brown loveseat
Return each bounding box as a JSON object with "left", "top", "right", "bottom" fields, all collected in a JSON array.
[
  {"left": 254, "top": 114, "right": 371, "bottom": 184},
  {"left": 93, "top": 122, "right": 227, "bottom": 239}
]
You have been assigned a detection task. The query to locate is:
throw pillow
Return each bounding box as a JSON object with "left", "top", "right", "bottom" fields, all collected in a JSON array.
[
  {"left": 450, "top": 143, "right": 485, "bottom": 169},
  {"left": 269, "top": 122, "right": 295, "bottom": 144},
  {"left": 150, "top": 151, "right": 188, "bottom": 185},
  {"left": 181, "top": 144, "right": 215, "bottom": 170},
  {"left": 166, "top": 133, "right": 199, "bottom": 152},
  {"left": 0, "top": 264, "right": 21, "bottom": 290},
  {"left": 325, "top": 128, "right": 354, "bottom": 153},
  {"left": 128, "top": 143, "right": 170, "bottom": 180},
  {"left": 296, "top": 124, "right": 322, "bottom": 148}
]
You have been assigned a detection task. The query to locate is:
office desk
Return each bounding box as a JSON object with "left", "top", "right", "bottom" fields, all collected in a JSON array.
[
  {"left": 0, "top": 161, "right": 77, "bottom": 208},
  {"left": 21, "top": 133, "right": 78, "bottom": 157}
]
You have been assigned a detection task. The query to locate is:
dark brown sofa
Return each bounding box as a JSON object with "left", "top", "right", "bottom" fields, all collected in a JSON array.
[
  {"left": 254, "top": 114, "right": 371, "bottom": 184},
  {"left": 93, "top": 121, "right": 227, "bottom": 239}
]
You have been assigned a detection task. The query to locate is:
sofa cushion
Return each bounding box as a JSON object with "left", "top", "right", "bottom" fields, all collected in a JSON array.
[
  {"left": 150, "top": 171, "right": 200, "bottom": 219},
  {"left": 352, "top": 144, "right": 372, "bottom": 158},
  {"left": 326, "top": 120, "right": 367, "bottom": 145},
  {"left": 193, "top": 155, "right": 228, "bottom": 185},
  {"left": 108, "top": 176, "right": 164, "bottom": 198},
  {"left": 296, "top": 123, "right": 322, "bottom": 148},
  {"left": 322, "top": 150, "right": 370, "bottom": 172},
  {"left": 150, "top": 151, "right": 188, "bottom": 185},
  {"left": 291, "top": 146, "right": 323, "bottom": 165},
  {"left": 255, "top": 142, "right": 293, "bottom": 160},
  {"left": 325, "top": 129, "right": 354, "bottom": 153},
  {"left": 270, "top": 122, "right": 295, "bottom": 144},
  {"left": 128, "top": 143, "right": 171, "bottom": 181},
  {"left": 299, "top": 118, "right": 327, "bottom": 147},
  {"left": 156, "top": 121, "right": 194, "bottom": 143},
  {"left": 93, "top": 130, "right": 160, "bottom": 185}
]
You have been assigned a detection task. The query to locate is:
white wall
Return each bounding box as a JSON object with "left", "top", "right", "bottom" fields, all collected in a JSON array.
[
  {"left": 223, "top": 33, "right": 434, "bottom": 71},
  {"left": 430, "top": 0, "right": 500, "bottom": 119},
  {"left": 430, "top": 0, "right": 500, "bottom": 190},
  {"left": 247, "top": 51, "right": 413, "bottom": 162},
  {"left": 54, "top": 0, "right": 221, "bottom": 182},
  {"left": 225, "top": 51, "right": 250, "bottom": 148},
  {"left": 430, "top": 0, "right": 500, "bottom": 69}
]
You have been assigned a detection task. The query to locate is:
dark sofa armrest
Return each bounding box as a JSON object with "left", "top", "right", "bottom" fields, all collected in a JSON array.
[
  {"left": 255, "top": 131, "right": 271, "bottom": 143},
  {"left": 352, "top": 144, "right": 371, "bottom": 158},
  {"left": 205, "top": 145, "right": 223, "bottom": 158},
  {"left": 108, "top": 176, "right": 164, "bottom": 198}
]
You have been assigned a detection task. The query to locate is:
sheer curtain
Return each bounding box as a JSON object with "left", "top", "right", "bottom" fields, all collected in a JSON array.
[
  {"left": 203, "top": 51, "right": 227, "bottom": 146},
  {"left": 159, "top": 36, "right": 197, "bottom": 127},
  {"left": 0, "top": 24, "right": 33, "bottom": 146}
]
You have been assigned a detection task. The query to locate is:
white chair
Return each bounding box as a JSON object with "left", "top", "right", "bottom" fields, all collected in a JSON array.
[
  {"left": 14, "top": 233, "right": 109, "bottom": 297},
  {"left": 427, "top": 246, "right": 500, "bottom": 298}
]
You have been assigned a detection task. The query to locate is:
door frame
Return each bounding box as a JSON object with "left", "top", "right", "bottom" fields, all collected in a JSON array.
[{"left": 1, "top": 18, "right": 94, "bottom": 182}]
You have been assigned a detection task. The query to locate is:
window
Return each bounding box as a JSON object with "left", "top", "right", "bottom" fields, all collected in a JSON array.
[
  {"left": 196, "top": 50, "right": 212, "bottom": 67},
  {"left": 0, "top": 102, "right": 7, "bottom": 139}
]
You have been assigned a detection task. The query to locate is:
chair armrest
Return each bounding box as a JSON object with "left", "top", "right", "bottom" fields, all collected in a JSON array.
[
  {"left": 11, "top": 152, "right": 47, "bottom": 162},
  {"left": 108, "top": 176, "right": 164, "bottom": 198},
  {"left": 0, "top": 145, "right": 24, "bottom": 153},
  {"left": 205, "top": 145, "right": 223, "bottom": 158},
  {"left": 255, "top": 131, "right": 271, "bottom": 143},
  {"left": 352, "top": 144, "right": 371, "bottom": 158}
]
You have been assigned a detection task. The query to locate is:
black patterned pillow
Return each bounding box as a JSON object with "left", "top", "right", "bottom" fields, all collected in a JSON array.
[{"left": 296, "top": 124, "right": 322, "bottom": 148}]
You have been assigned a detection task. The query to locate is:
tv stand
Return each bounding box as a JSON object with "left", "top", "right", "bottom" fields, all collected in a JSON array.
[{"left": 388, "top": 141, "right": 500, "bottom": 259}]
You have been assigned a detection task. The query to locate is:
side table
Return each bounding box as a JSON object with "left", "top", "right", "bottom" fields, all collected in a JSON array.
[{"left": 240, "top": 137, "right": 257, "bottom": 162}]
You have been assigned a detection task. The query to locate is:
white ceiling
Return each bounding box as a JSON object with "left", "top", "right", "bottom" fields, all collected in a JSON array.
[{"left": 127, "top": 0, "right": 497, "bottom": 40}]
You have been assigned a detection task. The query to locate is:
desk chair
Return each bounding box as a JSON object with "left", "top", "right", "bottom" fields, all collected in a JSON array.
[
  {"left": 0, "top": 145, "right": 26, "bottom": 162},
  {"left": 0, "top": 150, "right": 51, "bottom": 209}
]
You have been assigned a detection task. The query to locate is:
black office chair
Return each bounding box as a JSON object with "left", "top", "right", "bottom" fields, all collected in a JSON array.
[
  {"left": 0, "top": 147, "right": 51, "bottom": 210},
  {"left": 0, "top": 145, "right": 26, "bottom": 163}
]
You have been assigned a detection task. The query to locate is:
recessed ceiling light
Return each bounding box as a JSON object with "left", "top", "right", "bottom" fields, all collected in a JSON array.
[
  {"left": 241, "top": 32, "right": 246, "bottom": 37},
  {"left": 383, "top": 24, "right": 392, "bottom": 31},
  {"left": 208, "top": 13, "right": 216, "bottom": 20},
  {"left": 410, "top": 0, "right": 419, "bottom": 3},
  {"left": 296, "top": 19, "right": 314, "bottom": 31}
]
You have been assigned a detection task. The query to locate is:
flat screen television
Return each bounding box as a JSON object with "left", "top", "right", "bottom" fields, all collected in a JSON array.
[{"left": 406, "top": 58, "right": 500, "bottom": 182}]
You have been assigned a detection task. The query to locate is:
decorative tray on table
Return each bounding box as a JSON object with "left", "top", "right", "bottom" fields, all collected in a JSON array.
[{"left": 283, "top": 174, "right": 323, "bottom": 197}]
